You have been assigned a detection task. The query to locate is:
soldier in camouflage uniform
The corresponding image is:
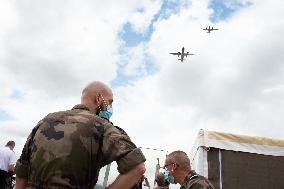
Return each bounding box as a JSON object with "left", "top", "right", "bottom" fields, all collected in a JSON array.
[
  {"left": 153, "top": 172, "right": 170, "bottom": 189},
  {"left": 163, "top": 151, "right": 214, "bottom": 189},
  {"left": 14, "top": 81, "right": 146, "bottom": 189}
]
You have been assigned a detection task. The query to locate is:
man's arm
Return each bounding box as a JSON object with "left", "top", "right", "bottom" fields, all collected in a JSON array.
[
  {"left": 106, "top": 163, "right": 145, "bottom": 189},
  {"left": 8, "top": 151, "right": 16, "bottom": 172},
  {"left": 102, "top": 124, "right": 147, "bottom": 189},
  {"left": 8, "top": 164, "right": 15, "bottom": 172},
  {"left": 14, "top": 125, "right": 40, "bottom": 189}
]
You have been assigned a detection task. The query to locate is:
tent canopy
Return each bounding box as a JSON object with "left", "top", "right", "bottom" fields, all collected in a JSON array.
[{"left": 191, "top": 129, "right": 284, "bottom": 158}]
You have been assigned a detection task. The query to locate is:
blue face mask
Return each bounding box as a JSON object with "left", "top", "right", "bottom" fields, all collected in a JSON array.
[
  {"left": 99, "top": 105, "right": 113, "bottom": 120},
  {"left": 163, "top": 169, "right": 175, "bottom": 184}
]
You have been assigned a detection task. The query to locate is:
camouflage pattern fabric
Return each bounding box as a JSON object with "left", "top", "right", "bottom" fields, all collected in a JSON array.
[
  {"left": 15, "top": 104, "right": 146, "bottom": 189},
  {"left": 180, "top": 170, "right": 214, "bottom": 189}
]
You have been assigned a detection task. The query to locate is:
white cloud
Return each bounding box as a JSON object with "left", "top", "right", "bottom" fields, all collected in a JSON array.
[
  {"left": 116, "top": 0, "right": 284, "bottom": 152},
  {"left": 121, "top": 44, "right": 148, "bottom": 76},
  {"left": 0, "top": 0, "right": 162, "bottom": 147},
  {"left": 0, "top": 1, "right": 18, "bottom": 36},
  {"left": 0, "top": 0, "right": 168, "bottom": 187},
  {"left": 1, "top": 0, "right": 284, "bottom": 188},
  {"left": 128, "top": 0, "right": 163, "bottom": 33}
]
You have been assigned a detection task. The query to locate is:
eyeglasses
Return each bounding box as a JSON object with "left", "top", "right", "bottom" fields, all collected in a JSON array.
[{"left": 163, "top": 163, "right": 175, "bottom": 169}]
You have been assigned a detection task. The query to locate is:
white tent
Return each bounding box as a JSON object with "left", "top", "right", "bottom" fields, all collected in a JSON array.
[{"left": 190, "top": 129, "right": 284, "bottom": 189}]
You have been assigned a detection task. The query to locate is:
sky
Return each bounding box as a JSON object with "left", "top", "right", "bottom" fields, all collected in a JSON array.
[{"left": 1, "top": 0, "right": 284, "bottom": 188}]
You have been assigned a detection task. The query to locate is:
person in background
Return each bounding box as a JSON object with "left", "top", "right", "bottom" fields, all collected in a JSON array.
[
  {"left": 131, "top": 175, "right": 150, "bottom": 189},
  {"left": 0, "top": 141, "right": 16, "bottom": 189},
  {"left": 154, "top": 172, "right": 170, "bottom": 189},
  {"left": 163, "top": 150, "right": 214, "bottom": 189}
]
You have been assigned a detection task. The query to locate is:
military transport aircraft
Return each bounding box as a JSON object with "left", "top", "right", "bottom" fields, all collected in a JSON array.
[
  {"left": 170, "top": 47, "right": 194, "bottom": 62},
  {"left": 202, "top": 26, "right": 219, "bottom": 33}
]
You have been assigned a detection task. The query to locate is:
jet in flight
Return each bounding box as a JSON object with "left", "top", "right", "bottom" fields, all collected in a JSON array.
[
  {"left": 202, "top": 26, "right": 219, "bottom": 33},
  {"left": 170, "top": 47, "right": 194, "bottom": 62}
]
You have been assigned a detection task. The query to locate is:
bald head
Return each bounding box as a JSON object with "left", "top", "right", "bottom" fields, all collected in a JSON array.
[
  {"left": 166, "top": 151, "right": 191, "bottom": 172},
  {"left": 81, "top": 81, "right": 113, "bottom": 113}
]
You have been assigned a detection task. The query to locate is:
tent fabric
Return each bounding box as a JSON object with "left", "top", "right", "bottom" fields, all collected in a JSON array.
[
  {"left": 207, "top": 148, "right": 284, "bottom": 189},
  {"left": 191, "top": 130, "right": 284, "bottom": 189},
  {"left": 192, "top": 130, "right": 284, "bottom": 157}
]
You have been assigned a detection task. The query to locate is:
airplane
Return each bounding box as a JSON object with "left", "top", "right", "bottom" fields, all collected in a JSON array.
[
  {"left": 170, "top": 47, "right": 194, "bottom": 62},
  {"left": 202, "top": 26, "right": 219, "bottom": 33}
]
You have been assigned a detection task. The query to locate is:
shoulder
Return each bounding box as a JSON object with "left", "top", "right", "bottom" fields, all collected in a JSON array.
[
  {"left": 103, "top": 124, "right": 134, "bottom": 145},
  {"left": 41, "top": 107, "right": 111, "bottom": 129},
  {"left": 184, "top": 174, "right": 214, "bottom": 189},
  {"left": 2, "top": 147, "right": 13, "bottom": 155},
  {"left": 114, "top": 126, "right": 129, "bottom": 136},
  {"left": 191, "top": 177, "right": 213, "bottom": 189},
  {"left": 190, "top": 179, "right": 214, "bottom": 189},
  {"left": 9, "top": 149, "right": 15, "bottom": 156},
  {"left": 34, "top": 108, "right": 113, "bottom": 143}
]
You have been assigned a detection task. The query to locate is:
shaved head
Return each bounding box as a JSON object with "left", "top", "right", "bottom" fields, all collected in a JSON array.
[
  {"left": 82, "top": 81, "right": 112, "bottom": 99},
  {"left": 81, "top": 81, "right": 113, "bottom": 113},
  {"left": 166, "top": 151, "right": 191, "bottom": 171}
]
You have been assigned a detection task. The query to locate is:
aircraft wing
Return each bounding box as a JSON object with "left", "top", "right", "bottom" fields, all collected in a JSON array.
[
  {"left": 185, "top": 53, "right": 194, "bottom": 56},
  {"left": 170, "top": 52, "right": 180, "bottom": 55}
]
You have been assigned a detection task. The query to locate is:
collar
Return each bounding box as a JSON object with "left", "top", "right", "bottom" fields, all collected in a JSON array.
[
  {"left": 181, "top": 170, "right": 198, "bottom": 188},
  {"left": 71, "top": 104, "right": 112, "bottom": 123},
  {"left": 72, "top": 104, "right": 91, "bottom": 111}
]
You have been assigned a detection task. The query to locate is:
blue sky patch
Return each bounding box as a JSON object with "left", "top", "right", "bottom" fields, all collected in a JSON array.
[
  {"left": 0, "top": 110, "right": 12, "bottom": 121},
  {"left": 10, "top": 89, "right": 25, "bottom": 101},
  {"left": 209, "top": 0, "right": 252, "bottom": 23},
  {"left": 111, "top": 47, "right": 159, "bottom": 88},
  {"left": 111, "top": 68, "right": 138, "bottom": 87},
  {"left": 119, "top": 23, "right": 149, "bottom": 47},
  {"left": 158, "top": 0, "right": 186, "bottom": 19},
  {"left": 119, "top": 0, "right": 185, "bottom": 48},
  {"left": 115, "top": 0, "right": 183, "bottom": 87},
  {"left": 144, "top": 55, "right": 159, "bottom": 75}
]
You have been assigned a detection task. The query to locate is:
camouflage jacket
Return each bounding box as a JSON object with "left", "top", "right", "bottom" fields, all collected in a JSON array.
[
  {"left": 180, "top": 170, "right": 214, "bottom": 189},
  {"left": 15, "top": 104, "right": 146, "bottom": 189}
]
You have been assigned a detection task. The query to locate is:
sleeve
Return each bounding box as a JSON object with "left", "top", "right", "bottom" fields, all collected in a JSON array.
[
  {"left": 102, "top": 124, "right": 146, "bottom": 174},
  {"left": 14, "top": 124, "right": 40, "bottom": 179},
  {"left": 9, "top": 152, "right": 16, "bottom": 166},
  {"left": 191, "top": 179, "right": 215, "bottom": 189}
]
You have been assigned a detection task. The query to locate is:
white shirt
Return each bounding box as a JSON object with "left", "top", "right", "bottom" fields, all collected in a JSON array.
[{"left": 0, "top": 146, "right": 16, "bottom": 172}]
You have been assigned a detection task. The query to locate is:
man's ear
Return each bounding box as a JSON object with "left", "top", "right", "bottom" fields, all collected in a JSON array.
[
  {"left": 173, "top": 163, "right": 178, "bottom": 170},
  {"left": 95, "top": 93, "right": 101, "bottom": 103}
]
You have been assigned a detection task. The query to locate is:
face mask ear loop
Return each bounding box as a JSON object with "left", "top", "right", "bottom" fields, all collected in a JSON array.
[
  {"left": 101, "top": 95, "right": 109, "bottom": 108},
  {"left": 96, "top": 94, "right": 103, "bottom": 111}
]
